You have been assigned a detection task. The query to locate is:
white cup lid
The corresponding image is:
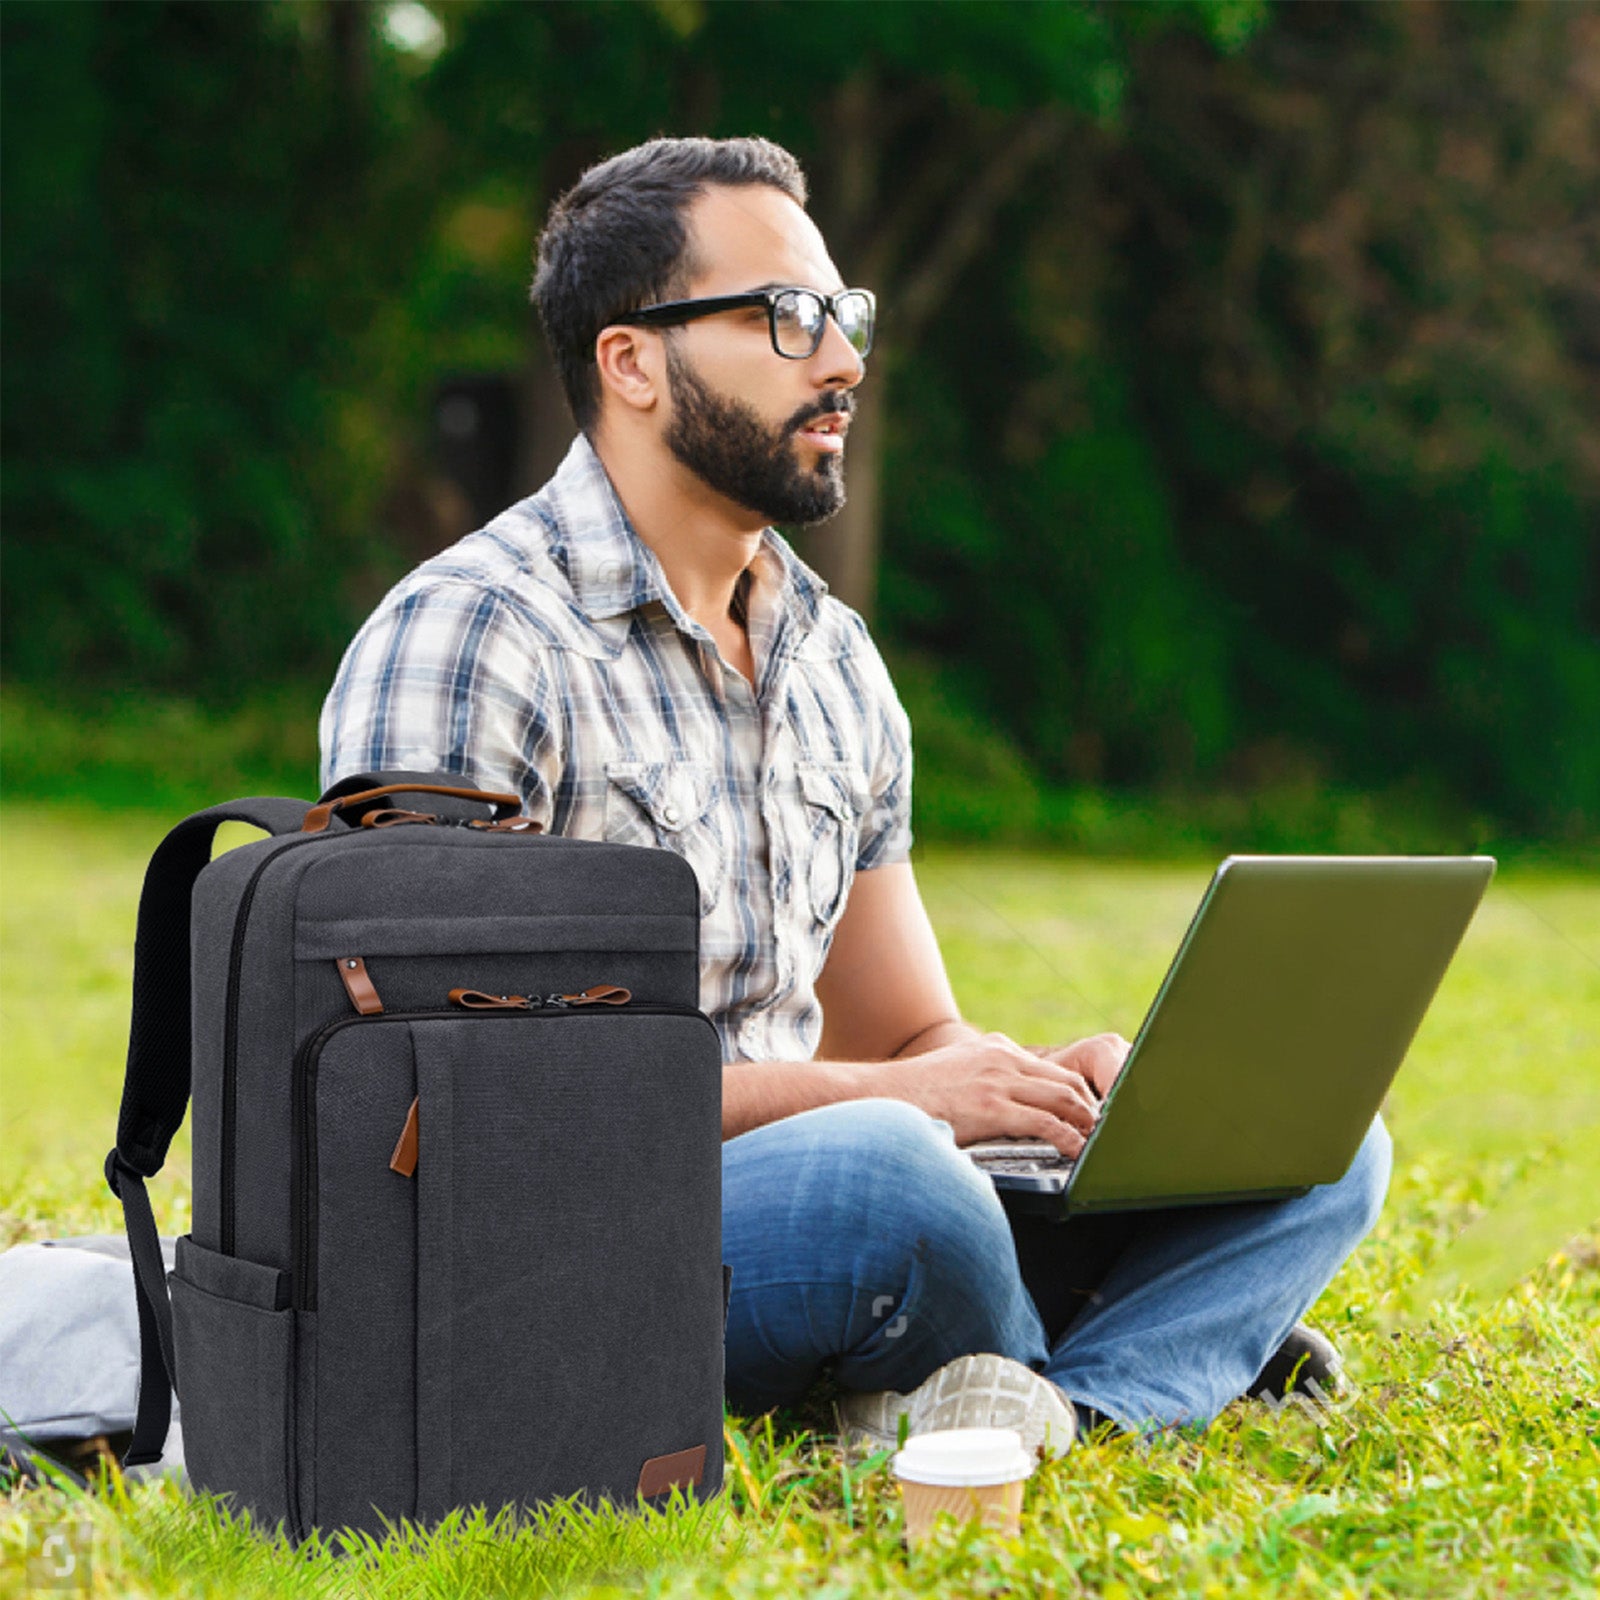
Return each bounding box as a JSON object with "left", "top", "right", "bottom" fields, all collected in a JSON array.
[{"left": 891, "top": 1427, "right": 1034, "bottom": 1487}]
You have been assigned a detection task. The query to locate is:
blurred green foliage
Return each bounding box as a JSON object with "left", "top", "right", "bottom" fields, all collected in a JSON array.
[
  {"left": 2, "top": 0, "right": 1595, "bottom": 845},
  {"left": 1, "top": 2, "right": 436, "bottom": 683}
]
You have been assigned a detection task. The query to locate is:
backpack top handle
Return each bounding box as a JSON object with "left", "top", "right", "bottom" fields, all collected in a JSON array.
[{"left": 301, "top": 783, "right": 524, "bottom": 834}]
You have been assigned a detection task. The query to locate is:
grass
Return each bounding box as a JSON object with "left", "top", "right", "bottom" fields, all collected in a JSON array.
[{"left": 1, "top": 802, "right": 1597, "bottom": 1597}]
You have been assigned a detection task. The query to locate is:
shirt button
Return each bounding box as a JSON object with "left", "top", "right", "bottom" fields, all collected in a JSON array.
[{"left": 662, "top": 804, "right": 681, "bottom": 826}]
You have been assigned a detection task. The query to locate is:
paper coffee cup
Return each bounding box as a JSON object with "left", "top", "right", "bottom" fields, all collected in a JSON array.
[{"left": 892, "top": 1427, "right": 1033, "bottom": 1543}]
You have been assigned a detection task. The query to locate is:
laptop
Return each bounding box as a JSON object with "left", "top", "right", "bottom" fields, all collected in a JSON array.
[{"left": 967, "top": 855, "right": 1495, "bottom": 1219}]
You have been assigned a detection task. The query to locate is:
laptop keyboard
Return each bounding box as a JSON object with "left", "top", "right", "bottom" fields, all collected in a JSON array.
[{"left": 964, "top": 1141, "right": 1077, "bottom": 1175}]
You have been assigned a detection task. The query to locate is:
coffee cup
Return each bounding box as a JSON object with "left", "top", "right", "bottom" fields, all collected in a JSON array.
[{"left": 891, "top": 1427, "right": 1034, "bottom": 1543}]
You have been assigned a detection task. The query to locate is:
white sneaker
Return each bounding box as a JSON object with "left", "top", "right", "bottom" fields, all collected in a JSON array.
[{"left": 838, "top": 1353, "right": 1078, "bottom": 1459}]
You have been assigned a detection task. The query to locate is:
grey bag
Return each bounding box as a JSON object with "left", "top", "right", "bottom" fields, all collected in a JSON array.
[
  {"left": 0, "top": 1236, "right": 185, "bottom": 1481},
  {"left": 105, "top": 775, "right": 725, "bottom": 1540}
]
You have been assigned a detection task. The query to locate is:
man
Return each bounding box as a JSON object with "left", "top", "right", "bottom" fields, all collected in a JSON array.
[{"left": 321, "top": 136, "right": 1390, "bottom": 1455}]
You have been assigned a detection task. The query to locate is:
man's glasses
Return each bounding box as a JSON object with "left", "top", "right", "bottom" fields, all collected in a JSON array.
[{"left": 615, "top": 286, "right": 875, "bottom": 361}]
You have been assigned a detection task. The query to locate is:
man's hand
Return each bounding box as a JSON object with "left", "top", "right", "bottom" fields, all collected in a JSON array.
[
  {"left": 874, "top": 1031, "right": 1124, "bottom": 1157},
  {"left": 1027, "top": 1033, "right": 1131, "bottom": 1102},
  {"left": 722, "top": 865, "right": 1134, "bottom": 1148}
]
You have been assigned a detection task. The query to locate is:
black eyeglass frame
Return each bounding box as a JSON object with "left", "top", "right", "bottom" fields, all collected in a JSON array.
[{"left": 613, "top": 286, "right": 876, "bottom": 360}]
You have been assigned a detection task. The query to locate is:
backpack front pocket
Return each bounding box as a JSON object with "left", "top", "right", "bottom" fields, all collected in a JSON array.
[
  {"left": 410, "top": 1010, "right": 724, "bottom": 1517},
  {"left": 298, "top": 1005, "right": 723, "bottom": 1534}
]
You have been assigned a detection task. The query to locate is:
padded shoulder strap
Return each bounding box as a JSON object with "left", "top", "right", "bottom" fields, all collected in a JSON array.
[
  {"left": 112, "top": 797, "right": 312, "bottom": 1178},
  {"left": 105, "top": 796, "right": 311, "bottom": 1467}
]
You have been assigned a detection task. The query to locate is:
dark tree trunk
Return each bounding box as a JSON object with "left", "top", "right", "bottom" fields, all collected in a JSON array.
[
  {"left": 799, "top": 368, "right": 884, "bottom": 619},
  {"left": 517, "top": 330, "right": 574, "bottom": 495},
  {"left": 804, "top": 82, "right": 1068, "bottom": 621}
]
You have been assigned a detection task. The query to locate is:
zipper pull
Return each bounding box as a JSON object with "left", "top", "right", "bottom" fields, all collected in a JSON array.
[
  {"left": 390, "top": 1097, "right": 420, "bottom": 1178},
  {"left": 336, "top": 957, "right": 384, "bottom": 1015},
  {"left": 448, "top": 988, "right": 534, "bottom": 1010},
  {"left": 548, "top": 984, "right": 632, "bottom": 1008}
]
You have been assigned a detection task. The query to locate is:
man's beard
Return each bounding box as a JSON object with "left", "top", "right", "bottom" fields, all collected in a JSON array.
[{"left": 663, "top": 344, "right": 849, "bottom": 526}]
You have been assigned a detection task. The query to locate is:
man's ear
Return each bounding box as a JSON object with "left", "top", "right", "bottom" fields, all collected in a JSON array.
[{"left": 594, "top": 326, "right": 664, "bottom": 416}]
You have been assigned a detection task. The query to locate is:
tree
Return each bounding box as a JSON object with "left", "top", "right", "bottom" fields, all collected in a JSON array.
[
  {"left": 418, "top": 0, "right": 1262, "bottom": 619},
  {"left": 1101, "top": 0, "right": 1600, "bottom": 829},
  {"left": 1, "top": 0, "right": 437, "bottom": 688}
]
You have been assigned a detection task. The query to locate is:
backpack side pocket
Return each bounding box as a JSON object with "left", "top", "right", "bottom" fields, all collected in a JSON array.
[{"left": 169, "top": 1236, "right": 294, "bottom": 1533}]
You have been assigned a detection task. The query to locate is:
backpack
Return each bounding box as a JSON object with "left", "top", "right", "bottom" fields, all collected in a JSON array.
[{"left": 104, "top": 774, "right": 726, "bottom": 1540}]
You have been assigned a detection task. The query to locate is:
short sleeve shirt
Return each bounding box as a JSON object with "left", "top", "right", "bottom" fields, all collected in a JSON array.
[{"left": 319, "top": 435, "right": 914, "bottom": 1063}]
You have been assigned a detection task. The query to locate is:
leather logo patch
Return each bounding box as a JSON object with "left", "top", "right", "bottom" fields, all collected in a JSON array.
[{"left": 636, "top": 1443, "right": 707, "bottom": 1498}]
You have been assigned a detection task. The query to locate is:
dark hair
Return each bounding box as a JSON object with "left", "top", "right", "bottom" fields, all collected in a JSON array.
[{"left": 531, "top": 136, "right": 808, "bottom": 433}]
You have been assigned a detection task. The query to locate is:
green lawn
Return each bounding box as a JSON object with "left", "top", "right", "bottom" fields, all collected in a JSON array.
[{"left": 1, "top": 803, "right": 1596, "bottom": 1597}]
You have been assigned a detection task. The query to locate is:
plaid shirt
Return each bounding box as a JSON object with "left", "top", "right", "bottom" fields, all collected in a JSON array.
[{"left": 320, "top": 435, "right": 913, "bottom": 1063}]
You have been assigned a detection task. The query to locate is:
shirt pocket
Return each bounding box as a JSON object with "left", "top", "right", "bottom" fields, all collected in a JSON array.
[
  {"left": 797, "top": 761, "right": 867, "bottom": 933},
  {"left": 604, "top": 760, "right": 726, "bottom": 918}
]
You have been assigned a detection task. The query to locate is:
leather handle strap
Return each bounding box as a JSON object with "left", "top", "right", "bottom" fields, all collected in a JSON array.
[
  {"left": 105, "top": 796, "right": 311, "bottom": 1469},
  {"left": 301, "top": 783, "right": 523, "bottom": 834}
]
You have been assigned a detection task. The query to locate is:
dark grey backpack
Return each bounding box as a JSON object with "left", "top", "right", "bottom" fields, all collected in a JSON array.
[{"left": 105, "top": 775, "right": 725, "bottom": 1540}]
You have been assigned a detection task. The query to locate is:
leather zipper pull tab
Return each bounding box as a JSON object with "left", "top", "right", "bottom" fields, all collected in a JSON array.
[
  {"left": 448, "top": 988, "right": 532, "bottom": 1010},
  {"left": 565, "top": 984, "right": 632, "bottom": 1007},
  {"left": 337, "top": 957, "right": 384, "bottom": 1015},
  {"left": 553, "top": 979, "right": 633, "bottom": 1004},
  {"left": 390, "top": 1097, "right": 419, "bottom": 1178}
]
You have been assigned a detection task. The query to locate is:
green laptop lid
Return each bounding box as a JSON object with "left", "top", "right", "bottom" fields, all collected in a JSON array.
[{"left": 1065, "top": 855, "right": 1495, "bottom": 1211}]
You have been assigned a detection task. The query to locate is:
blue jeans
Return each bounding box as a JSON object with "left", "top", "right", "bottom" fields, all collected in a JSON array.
[{"left": 722, "top": 1099, "right": 1392, "bottom": 1429}]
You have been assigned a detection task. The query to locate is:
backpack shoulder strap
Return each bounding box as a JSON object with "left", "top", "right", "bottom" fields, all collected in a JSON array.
[{"left": 105, "top": 797, "right": 313, "bottom": 1467}]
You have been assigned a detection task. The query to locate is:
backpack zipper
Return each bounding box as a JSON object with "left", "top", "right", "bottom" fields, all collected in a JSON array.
[
  {"left": 220, "top": 832, "right": 337, "bottom": 1256},
  {"left": 290, "top": 1001, "right": 712, "bottom": 1312},
  {"left": 445, "top": 983, "right": 632, "bottom": 1011}
]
